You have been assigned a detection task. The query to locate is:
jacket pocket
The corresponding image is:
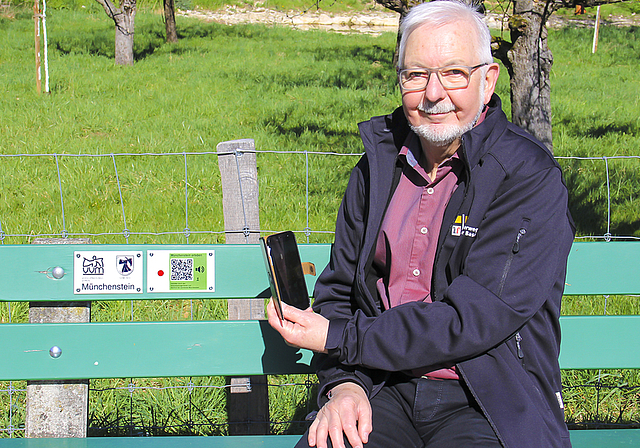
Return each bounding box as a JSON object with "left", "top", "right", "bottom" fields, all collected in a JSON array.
[{"left": 497, "top": 218, "right": 530, "bottom": 297}]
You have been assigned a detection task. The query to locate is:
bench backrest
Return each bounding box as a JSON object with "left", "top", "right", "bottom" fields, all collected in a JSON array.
[{"left": 1, "top": 241, "right": 639, "bottom": 381}]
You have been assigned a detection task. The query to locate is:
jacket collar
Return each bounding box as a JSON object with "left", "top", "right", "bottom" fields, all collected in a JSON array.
[
  {"left": 460, "top": 94, "right": 509, "bottom": 169},
  {"left": 359, "top": 94, "right": 508, "bottom": 173}
]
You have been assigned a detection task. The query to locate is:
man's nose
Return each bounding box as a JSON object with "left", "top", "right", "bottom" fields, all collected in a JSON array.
[{"left": 423, "top": 72, "right": 447, "bottom": 103}]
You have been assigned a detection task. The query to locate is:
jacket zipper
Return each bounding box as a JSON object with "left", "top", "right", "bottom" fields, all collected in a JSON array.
[
  {"left": 498, "top": 222, "right": 529, "bottom": 297},
  {"left": 515, "top": 332, "right": 525, "bottom": 367}
]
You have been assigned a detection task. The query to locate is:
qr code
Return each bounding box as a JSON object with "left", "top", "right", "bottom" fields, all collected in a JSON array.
[{"left": 171, "top": 258, "right": 193, "bottom": 281}]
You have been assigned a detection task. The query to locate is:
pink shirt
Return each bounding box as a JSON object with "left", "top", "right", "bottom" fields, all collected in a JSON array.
[{"left": 373, "top": 132, "right": 463, "bottom": 379}]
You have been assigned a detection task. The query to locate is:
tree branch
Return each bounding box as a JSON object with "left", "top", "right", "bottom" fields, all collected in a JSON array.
[
  {"left": 553, "top": 0, "right": 627, "bottom": 8},
  {"left": 94, "top": 0, "right": 120, "bottom": 21},
  {"left": 491, "top": 36, "right": 514, "bottom": 76}
]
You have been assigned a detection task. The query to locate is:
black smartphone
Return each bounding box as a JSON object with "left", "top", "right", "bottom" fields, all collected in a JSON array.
[{"left": 260, "top": 231, "right": 311, "bottom": 320}]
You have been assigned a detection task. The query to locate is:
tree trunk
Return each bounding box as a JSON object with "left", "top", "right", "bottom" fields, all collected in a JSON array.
[
  {"left": 95, "top": 0, "right": 136, "bottom": 65},
  {"left": 506, "top": 0, "right": 555, "bottom": 151},
  {"left": 374, "top": 0, "right": 422, "bottom": 67},
  {"left": 164, "top": 0, "right": 178, "bottom": 43}
]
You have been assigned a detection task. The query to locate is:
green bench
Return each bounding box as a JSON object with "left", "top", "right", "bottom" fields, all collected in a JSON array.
[{"left": 1, "top": 241, "right": 640, "bottom": 447}]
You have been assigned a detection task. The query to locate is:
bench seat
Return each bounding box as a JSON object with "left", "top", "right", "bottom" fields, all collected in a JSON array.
[{"left": 1, "top": 431, "right": 640, "bottom": 447}]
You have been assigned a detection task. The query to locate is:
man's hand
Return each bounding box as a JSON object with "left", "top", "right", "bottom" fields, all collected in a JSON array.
[
  {"left": 309, "top": 382, "right": 372, "bottom": 448},
  {"left": 266, "top": 299, "right": 330, "bottom": 354}
]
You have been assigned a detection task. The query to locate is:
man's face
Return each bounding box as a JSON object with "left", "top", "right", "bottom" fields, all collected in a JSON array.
[{"left": 401, "top": 22, "right": 499, "bottom": 148}]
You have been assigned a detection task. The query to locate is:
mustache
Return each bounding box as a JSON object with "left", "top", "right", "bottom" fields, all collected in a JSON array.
[{"left": 417, "top": 101, "right": 455, "bottom": 114}]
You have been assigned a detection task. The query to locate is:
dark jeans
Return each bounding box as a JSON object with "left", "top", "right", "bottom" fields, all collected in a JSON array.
[{"left": 295, "top": 374, "right": 502, "bottom": 448}]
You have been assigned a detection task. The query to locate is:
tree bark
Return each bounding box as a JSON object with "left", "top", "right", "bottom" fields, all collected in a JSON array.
[
  {"left": 374, "top": 0, "right": 422, "bottom": 66},
  {"left": 505, "top": 0, "right": 556, "bottom": 151},
  {"left": 95, "top": 0, "right": 136, "bottom": 65},
  {"left": 492, "top": 0, "right": 625, "bottom": 152},
  {"left": 164, "top": 0, "right": 178, "bottom": 43}
]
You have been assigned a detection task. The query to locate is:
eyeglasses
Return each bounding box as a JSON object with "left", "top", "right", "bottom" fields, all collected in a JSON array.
[{"left": 398, "top": 64, "right": 488, "bottom": 92}]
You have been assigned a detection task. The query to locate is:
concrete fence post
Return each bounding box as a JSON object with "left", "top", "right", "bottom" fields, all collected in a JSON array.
[{"left": 25, "top": 237, "right": 91, "bottom": 438}]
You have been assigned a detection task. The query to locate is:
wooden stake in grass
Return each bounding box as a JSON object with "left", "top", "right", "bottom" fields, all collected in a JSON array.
[
  {"left": 33, "top": 0, "right": 41, "bottom": 94},
  {"left": 592, "top": 6, "right": 601, "bottom": 54},
  {"left": 42, "top": 0, "right": 49, "bottom": 93}
]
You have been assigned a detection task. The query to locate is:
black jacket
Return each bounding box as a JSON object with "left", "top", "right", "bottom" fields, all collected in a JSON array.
[{"left": 313, "top": 95, "right": 575, "bottom": 448}]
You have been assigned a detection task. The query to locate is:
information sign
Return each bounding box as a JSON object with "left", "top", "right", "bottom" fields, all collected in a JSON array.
[
  {"left": 73, "top": 251, "right": 143, "bottom": 294},
  {"left": 146, "top": 250, "right": 215, "bottom": 293}
]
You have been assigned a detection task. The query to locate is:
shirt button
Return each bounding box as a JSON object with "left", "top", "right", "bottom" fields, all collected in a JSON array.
[
  {"left": 420, "top": 227, "right": 428, "bottom": 234},
  {"left": 413, "top": 269, "right": 421, "bottom": 277},
  {"left": 427, "top": 187, "right": 434, "bottom": 195}
]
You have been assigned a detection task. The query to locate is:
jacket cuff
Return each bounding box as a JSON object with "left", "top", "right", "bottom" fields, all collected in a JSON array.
[
  {"left": 325, "top": 318, "right": 349, "bottom": 355},
  {"left": 318, "top": 376, "right": 369, "bottom": 407}
]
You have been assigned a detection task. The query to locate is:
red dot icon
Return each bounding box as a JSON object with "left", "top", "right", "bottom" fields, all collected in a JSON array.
[{"left": 158, "top": 270, "right": 164, "bottom": 277}]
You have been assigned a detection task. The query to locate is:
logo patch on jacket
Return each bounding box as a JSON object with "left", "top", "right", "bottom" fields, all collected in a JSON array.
[{"left": 452, "top": 214, "right": 478, "bottom": 238}]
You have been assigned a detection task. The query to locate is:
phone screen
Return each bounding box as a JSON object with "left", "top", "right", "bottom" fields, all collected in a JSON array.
[{"left": 264, "top": 231, "right": 310, "bottom": 313}]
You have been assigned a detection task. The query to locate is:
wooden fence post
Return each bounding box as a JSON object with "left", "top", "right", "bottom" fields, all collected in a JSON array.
[
  {"left": 217, "top": 139, "right": 270, "bottom": 435},
  {"left": 25, "top": 237, "right": 91, "bottom": 438},
  {"left": 33, "top": 0, "right": 41, "bottom": 94}
]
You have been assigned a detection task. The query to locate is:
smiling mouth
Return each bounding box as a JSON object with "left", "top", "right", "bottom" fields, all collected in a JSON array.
[
  {"left": 418, "top": 103, "right": 455, "bottom": 117},
  {"left": 420, "top": 111, "right": 453, "bottom": 122}
]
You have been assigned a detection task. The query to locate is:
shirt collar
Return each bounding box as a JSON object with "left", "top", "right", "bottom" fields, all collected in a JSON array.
[{"left": 399, "top": 132, "right": 460, "bottom": 172}]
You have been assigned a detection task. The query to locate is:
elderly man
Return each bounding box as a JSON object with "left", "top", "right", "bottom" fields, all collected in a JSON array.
[{"left": 268, "top": 1, "right": 575, "bottom": 447}]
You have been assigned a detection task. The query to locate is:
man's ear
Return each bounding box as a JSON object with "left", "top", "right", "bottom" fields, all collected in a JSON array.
[{"left": 483, "top": 63, "right": 500, "bottom": 105}]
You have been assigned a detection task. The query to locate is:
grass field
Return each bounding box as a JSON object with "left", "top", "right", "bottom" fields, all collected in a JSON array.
[
  {"left": 0, "top": 7, "right": 638, "bottom": 241},
  {"left": 1, "top": 2, "right": 639, "bottom": 436}
]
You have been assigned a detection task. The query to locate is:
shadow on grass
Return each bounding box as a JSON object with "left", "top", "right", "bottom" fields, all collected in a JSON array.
[
  {"left": 51, "top": 22, "right": 166, "bottom": 61},
  {"left": 556, "top": 117, "right": 638, "bottom": 139},
  {"left": 263, "top": 120, "right": 360, "bottom": 140},
  {"left": 88, "top": 410, "right": 227, "bottom": 436},
  {"left": 562, "top": 158, "right": 640, "bottom": 238}
]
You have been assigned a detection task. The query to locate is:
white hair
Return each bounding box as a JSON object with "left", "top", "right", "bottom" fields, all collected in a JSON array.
[{"left": 397, "top": 1, "right": 493, "bottom": 69}]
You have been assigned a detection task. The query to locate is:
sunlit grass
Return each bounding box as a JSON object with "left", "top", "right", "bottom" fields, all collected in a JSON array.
[{"left": 1, "top": 6, "right": 639, "bottom": 437}]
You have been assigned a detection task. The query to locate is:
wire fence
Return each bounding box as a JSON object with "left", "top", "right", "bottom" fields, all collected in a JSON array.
[{"left": 1, "top": 149, "right": 640, "bottom": 437}]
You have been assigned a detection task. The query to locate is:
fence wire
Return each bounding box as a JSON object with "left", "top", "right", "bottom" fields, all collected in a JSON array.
[
  {"left": 0, "top": 377, "right": 319, "bottom": 437},
  {"left": 1, "top": 150, "right": 640, "bottom": 437},
  {"left": 0, "top": 151, "right": 637, "bottom": 243}
]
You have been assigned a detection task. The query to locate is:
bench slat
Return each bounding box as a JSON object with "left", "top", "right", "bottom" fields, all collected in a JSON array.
[
  {"left": 564, "top": 242, "right": 640, "bottom": 295},
  {"left": 0, "top": 435, "right": 302, "bottom": 447},
  {"left": 0, "top": 244, "right": 331, "bottom": 302},
  {"left": 558, "top": 315, "right": 640, "bottom": 369},
  {"left": 4, "top": 241, "right": 639, "bottom": 300},
  {"left": 0, "top": 320, "right": 314, "bottom": 381},
  {"left": 569, "top": 429, "right": 640, "bottom": 447},
  {"left": 2, "top": 315, "right": 638, "bottom": 381},
  {"left": 0, "top": 431, "right": 638, "bottom": 447}
]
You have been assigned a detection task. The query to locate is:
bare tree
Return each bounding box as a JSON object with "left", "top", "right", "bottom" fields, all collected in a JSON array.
[
  {"left": 95, "top": 0, "right": 136, "bottom": 65},
  {"left": 164, "top": 0, "right": 178, "bottom": 43},
  {"left": 492, "top": 0, "right": 626, "bottom": 151}
]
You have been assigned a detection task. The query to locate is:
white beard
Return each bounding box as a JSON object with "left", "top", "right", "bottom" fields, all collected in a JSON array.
[
  {"left": 410, "top": 78, "right": 486, "bottom": 147},
  {"left": 410, "top": 100, "right": 484, "bottom": 146}
]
